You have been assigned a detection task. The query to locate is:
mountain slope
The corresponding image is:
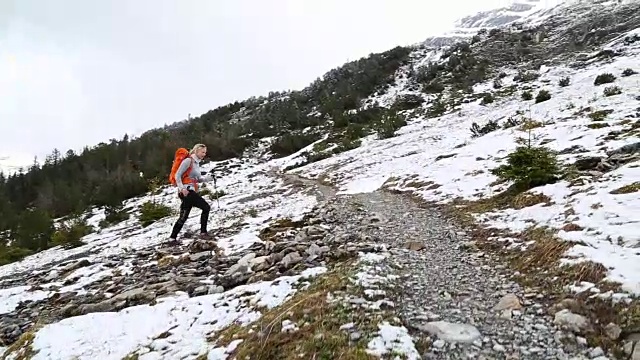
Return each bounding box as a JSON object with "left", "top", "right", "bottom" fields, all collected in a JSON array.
[
  {"left": 279, "top": 0, "right": 640, "bottom": 293},
  {"left": 455, "top": 0, "right": 562, "bottom": 28},
  {"left": 2, "top": 0, "right": 640, "bottom": 358},
  {"left": 420, "top": 0, "right": 565, "bottom": 47},
  {"left": 287, "top": 26, "right": 640, "bottom": 291}
]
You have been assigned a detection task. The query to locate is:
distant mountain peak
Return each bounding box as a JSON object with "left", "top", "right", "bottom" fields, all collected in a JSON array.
[
  {"left": 420, "top": 0, "right": 566, "bottom": 47},
  {"left": 454, "top": 0, "right": 543, "bottom": 29},
  {"left": 0, "top": 156, "right": 29, "bottom": 175}
]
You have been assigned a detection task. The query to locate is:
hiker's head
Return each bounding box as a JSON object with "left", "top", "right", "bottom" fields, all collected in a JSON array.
[{"left": 190, "top": 144, "right": 207, "bottom": 159}]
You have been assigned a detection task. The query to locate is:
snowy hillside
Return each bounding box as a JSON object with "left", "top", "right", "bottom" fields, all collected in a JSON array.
[
  {"left": 2, "top": 0, "right": 640, "bottom": 359},
  {"left": 455, "top": 0, "right": 564, "bottom": 29},
  {"left": 421, "top": 0, "right": 565, "bottom": 46},
  {"left": 286, "top": 25, "right": 640, "bottom": 293}
]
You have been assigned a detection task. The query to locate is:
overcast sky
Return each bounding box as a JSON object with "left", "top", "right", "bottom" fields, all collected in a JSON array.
[{"left": 0, "top": 0, "right": 518, "bottom": 165}]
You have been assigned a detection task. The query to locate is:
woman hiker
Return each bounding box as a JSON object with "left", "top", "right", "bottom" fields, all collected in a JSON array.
[{"left": 167, "top": 143, "right": 216, "bottom": 244}]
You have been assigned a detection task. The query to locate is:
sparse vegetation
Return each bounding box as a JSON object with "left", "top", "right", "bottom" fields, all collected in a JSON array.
[
  {"left": 427, "top": 96, "right": 447, "bottom": 118},
  {"left": 199, "top": 187, "right": 213, "bottom": 197},
  {"left": 392, "top": 94, "right": 424, "bottom": 111},
  {"left": 521, "top": 90, "right": 533, "bottom": 100},
  {"left": 587, "top": 122, "right": 610, "bottom": 129},
  {"left": 480, "top": 93, "right": 494, "bottom": 105},
  {"left": 491, "top": 115, "right": 560, "bottom": 191},
  {"left": 622, "top": 68, "right": 637, "bottom": 77},
  {"left": 211, "top": 262, "right": 396, "bottom": 360},
  {"left": 594, "top": 73, "right": 616, "bottom": 85},
  {"left": 99, "top": 204, "right": 130, "bottom": 229},
  {"left": 490, "top": 145, "right": 560, "bottom": 190},
  {"left": 514, "top": 70, "right": 540, "bottom": 83},
  {"left": 502, "top": 115, "right": 523, "bottom": 129},
  {"left": 470, "top": 120, "right": 499, "bottom": 138},
  {"left": 50, "top": 217, "right": 93, "bottom": 249},
  {"left": 138, "top": 201, "right": 173, "bottom": 227},
  {"left": 417, "top": 40, "right": 490, "bottom": 93},
  {"left": 603, "top": 85, "right": 622, "bottom": 96},
  {"left": 246, "top": 208, "right": 258, "bottom": 217},
  {"left": 270, "top": 131, "right": 323, "bottom": 158},
  {"left": 446, "top": 200, "right": 640, "bottom": 356},
  {"left": 0, "top": 330, "right": 37, "bottom": 359},
  {"left": 422, "top": 80, "right": 445, "bottom": 94},
  {"left": 512, "top": 192, "right": 554, "bottom": 209},
  {"left": 518, "top": 119, "right": 544, "bottom": 131},
  {"left": 535, "top": 89, "right": 552, "bottom": 103},
  {"left": 588, "top": 109, "right": 613, "bottom": 121},
  {"left": 558, "top": 76, "right": 571, "bottom": 87},
  {"left": 373, "top": 111, "right": 407, "bottom": 139},
  {"left": 209, "top": 189, "right": 226, "bottom": 200},
  {"left": 0, "top": 246, "right": 33, "bottom": 266}
]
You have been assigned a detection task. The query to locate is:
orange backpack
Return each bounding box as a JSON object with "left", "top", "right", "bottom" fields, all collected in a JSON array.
[{"left": 168, "top": 148, "right": 193, "bottom": 187}]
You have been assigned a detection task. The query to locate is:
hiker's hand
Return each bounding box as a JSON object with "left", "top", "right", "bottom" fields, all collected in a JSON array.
[{"left": 180, "top": 188, "right": 189, "bottom": 196}]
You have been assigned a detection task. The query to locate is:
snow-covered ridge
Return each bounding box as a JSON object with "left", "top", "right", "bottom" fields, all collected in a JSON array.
[
  {"left": 454, "top": 0, "right": 565, "bottom": 29},
  {"left": 420, "top": 0, "right": 639, "bottom": 49},
  {"left": 420, "top": 0, "right": 567, "bottom": 47}
]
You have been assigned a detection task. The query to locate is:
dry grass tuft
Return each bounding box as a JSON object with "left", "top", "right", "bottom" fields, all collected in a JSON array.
[
  {"left": 511, "top": 227, "right": 573, "bottom": 272},
  {"left": 609, "top": 182, "right": 640, "bottom": 194},
  {"left": 0, "top": 331, "right": 37, "bottom": 360},
  {"left": 560, "top": 261, "right": 608, "bottom": 284},
  {"left": 453, "top": 186, "right": 549, "bottom": 214},
  {"left": 511, "top": 192, "right": 553, "bottom": 209},
  {"left": 209, "top": 262, "right": 391, "bottom": 360}
]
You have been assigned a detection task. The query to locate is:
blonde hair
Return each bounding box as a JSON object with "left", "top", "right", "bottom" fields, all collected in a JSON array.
[{"left": 190, "top": 143, "right": 207, "bottom": 154}]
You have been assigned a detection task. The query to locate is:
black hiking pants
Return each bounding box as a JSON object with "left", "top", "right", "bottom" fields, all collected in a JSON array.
[{"left": 169, "top": 190, "right": 210, "bottom": 238}]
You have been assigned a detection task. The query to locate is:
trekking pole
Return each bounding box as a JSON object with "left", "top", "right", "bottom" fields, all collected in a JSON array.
[{"left": 213, "top": 174, "right": 221, "bottom": 210}]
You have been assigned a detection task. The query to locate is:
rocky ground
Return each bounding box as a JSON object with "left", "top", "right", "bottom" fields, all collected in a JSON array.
[
  {"left": 1, "top": 171, "right": 638, "bottom": 359},
  {"left": 316, "top": 187, "right": 619, "bottom": 358},
  {"left": 333, "top": 190, "right": 611, "bottom": 359},
  {"left": 212, "top": 172, "right": 635, "bottom": 359}
]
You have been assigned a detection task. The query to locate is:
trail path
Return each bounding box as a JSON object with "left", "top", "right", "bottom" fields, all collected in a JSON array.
[{"left": 277, "top": 170, "right": 599, "bottom": 359}]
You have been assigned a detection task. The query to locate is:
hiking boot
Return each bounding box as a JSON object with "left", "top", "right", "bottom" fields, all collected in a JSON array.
[
  {"left": 165, "top": 238, "right": 182, "bottom": 246},
  {"left": 198, "top": 232, "right": 215, "bottom": 240}
]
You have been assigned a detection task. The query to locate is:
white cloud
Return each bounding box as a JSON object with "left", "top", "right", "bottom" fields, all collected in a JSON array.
[{"left": 0, "top": 0, "right": 517, "bottom": 163}]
